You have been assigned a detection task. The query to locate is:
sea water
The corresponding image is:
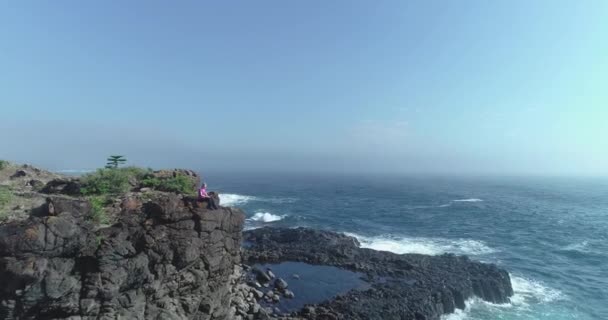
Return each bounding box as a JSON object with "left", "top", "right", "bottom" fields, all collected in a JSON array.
[
  {"left": 207, "top": 172, "right": 607, "bottom": 320},
  {"left": 252, "top": 262, "right": 368, "bottom": 312}
]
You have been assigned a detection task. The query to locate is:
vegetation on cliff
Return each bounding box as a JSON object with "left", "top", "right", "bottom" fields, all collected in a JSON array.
[
  {"left": 77, "top": 158, "right": 198, "bottom": 224},
  {"left": 88, "top": 195, "right": 109, "bottom": 224},
  {"left": 80, "top": 167, "right": 149, "bottom": 195},
  {"left": 0, "top": 186, "right": 11, "bottom": 221},
  {"left": 80, "top": 166, "right": 196, "bottom": 196}
]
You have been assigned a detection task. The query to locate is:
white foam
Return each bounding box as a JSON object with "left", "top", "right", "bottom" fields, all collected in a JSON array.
[
  {"left": 243, "top": 225, "right": 262, "bottom": 231},
  {"left": 219, "top": 194, "right": 258, "bottom": 206},
  {"left": 441, "top": 301, "right": 474, "bottom": 320},
  {"left": 562, "top": 241, "right": 590, "bottom": 253},
  {"left": 344, "top": 233, "right": 496, "bottom": 256},
  {"left": 453, "top": 198, "right": 484, "bottom": 202},
  {"left": 248, "top": 212, "right": 285, "bottom": 222},
  {"left": 219, "top": 193, "right": 297, "bottom": 206},
  {"left": 266, "top": 197, "right": 298, "bottom": 204},
  {"left": 510, "top": 276, "right": 564, "bottom": 305},
  {"left": 440, "top": 277, "right": 564, "bottom": 319}
]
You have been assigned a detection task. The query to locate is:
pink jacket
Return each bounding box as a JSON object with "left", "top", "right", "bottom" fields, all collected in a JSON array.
[{"left": 199, "top": 187, "right": 209, "bottom": 199}]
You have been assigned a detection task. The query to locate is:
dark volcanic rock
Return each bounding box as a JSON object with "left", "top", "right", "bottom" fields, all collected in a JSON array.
[
  {"left": 41, "top": 178, "right": 83, "bottom": 196},
  {"left": 243, "top": 227, "right": 514, "bottom": 320},
  {"left": 10, "top": 170, "right": 27, "bottom": 179},
  {"left": 274, "top": 278, "right": 288, "bottom": 290},
  {"left": 253, "top": 267, "right": 272, "bottom": 283},
  {"left": 0, "top": 192, "right": 245, "bottom": 320}
]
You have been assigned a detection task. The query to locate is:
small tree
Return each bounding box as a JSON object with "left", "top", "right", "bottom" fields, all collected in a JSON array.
[{"left": 105, "top": 155, "right": 127, "bottom": 169}]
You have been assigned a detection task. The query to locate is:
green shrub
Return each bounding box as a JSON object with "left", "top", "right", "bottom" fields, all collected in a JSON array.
[
  {"left": 119, "top": 166, "right": 151, "bottom": 180},
  {"left": 88, "top": 196, "right": 109, "bottom": 224},
  {"left": 80, "top": 167, "right": 151, "bottom": 196},
  {"left": 0, "top": 186, "right": 11, "bottom": 207},
  {"left": 140, "top": 176, "right": 161, "bottom": 189},
  {"left": 142, "top": 174, "right": 195, "bottom": 195},
  {"left": 81, "top": 165, "right": 194, "bottom": 196},
  {"left": 0, "top": 186, "right": 12, "bottom": 221},
  {"left": 80, "top": 169, "right": 131, "bottom": 195},
  {"left": 0, "top": 160, "right": 8, "bottom": 170}
]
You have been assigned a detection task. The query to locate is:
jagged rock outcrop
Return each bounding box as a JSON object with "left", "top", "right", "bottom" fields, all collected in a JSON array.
[
  {"left": 243, "top": 227, "right": 514, "bottom": 320},
  {"left": 40, "top": 178, "right": 83, "bottom": 195},
  {"left": 1, "top": 162, "right": 515, "bottom": 320},
  {"left": 0, "top": 192, "right": 245, "bottom": 320}
]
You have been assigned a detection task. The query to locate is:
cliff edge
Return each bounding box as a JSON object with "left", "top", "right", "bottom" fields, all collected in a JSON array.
[
  {"left": 0, "top": 162, "right": 514, "bottom": 320},
  {"left": 0, "top": 163, "right": 245, "bottom": 320}
]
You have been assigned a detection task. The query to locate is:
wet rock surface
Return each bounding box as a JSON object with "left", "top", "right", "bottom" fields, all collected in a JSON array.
[{"left": 242, "top": 227, "right": 514, "bottom": 320}]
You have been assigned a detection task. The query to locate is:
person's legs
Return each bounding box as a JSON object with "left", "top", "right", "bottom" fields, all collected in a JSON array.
[{"left": 209, "top": 197, "right": 219, "bottom": 210}]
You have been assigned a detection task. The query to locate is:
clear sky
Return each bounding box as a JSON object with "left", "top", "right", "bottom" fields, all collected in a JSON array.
[{"left": 1, "top": 1, "right": 607, "bottom": 175}]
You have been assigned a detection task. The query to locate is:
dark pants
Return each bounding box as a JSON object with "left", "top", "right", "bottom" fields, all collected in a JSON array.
[{"left": 201, "top": 197, "right": 219, "bottom": 210}]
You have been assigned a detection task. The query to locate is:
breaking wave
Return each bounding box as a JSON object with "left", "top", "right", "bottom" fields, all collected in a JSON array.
[
  {"left": 438, "top": 198, "right": 484, "bottom": 208},
  {"left": 219, "top": 193, "right": 297, "bottom": 206},
  {"left": 441, "top": 276, "right": 564, "bottom": 319},
  {"left": 248, "top": 212, "right": 286, "bottom": 223},
  {"left": 510, "top": 276, "right": 564, "bottom": 305},
  {"left": 219, "top": 194, "right": 259, "bottom": 206},
  {"left": 344, "top": 233, "right": 496, "bottom": 256},
  {"left": 453, "top": 198, "right": 484, "bottom": 202}
]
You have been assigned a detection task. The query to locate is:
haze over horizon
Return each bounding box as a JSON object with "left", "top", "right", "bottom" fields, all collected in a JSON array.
[{"left": 2, "top": 1, "right": 607, "bottom": 176}]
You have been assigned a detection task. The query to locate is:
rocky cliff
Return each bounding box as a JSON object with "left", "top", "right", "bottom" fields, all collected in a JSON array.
[
  {"left": 0, "top": 162, "right": 514, "bottom": 320},
  {"left": 0, "top": 163, "right": 245, "bottom": 320}
]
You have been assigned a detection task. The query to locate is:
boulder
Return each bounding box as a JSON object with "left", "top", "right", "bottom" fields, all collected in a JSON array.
[
  {"left": 252, "top": 288, "right": 264, "bottom": 299},
  {"left": 274, "top": 278, "right": 288, "bottom": 291},
  {"left": 267, "top": 269, "right": 276, "bottom": 279},
  {"left": 41, "top": 178, "right": 82, "bottom": 195},
  {"left": 284, "top": 289, "right": 295, "bottom": 299},
  {"left": 10, "top": 170, "right": 27, "bottom": 179},
  {"left": 252, "top": 267, "right": 272, "bottom": 283},
  {"left": 27, "top": 179, "right": 45, "bottom": 191}
]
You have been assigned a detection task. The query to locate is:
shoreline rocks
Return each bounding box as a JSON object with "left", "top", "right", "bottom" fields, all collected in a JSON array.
[
  {"left": 241, "top": 227, "right": 514, "bottom": 320},
  {"left": 2, "top": 163, "right": 515, "bottom": 320}
]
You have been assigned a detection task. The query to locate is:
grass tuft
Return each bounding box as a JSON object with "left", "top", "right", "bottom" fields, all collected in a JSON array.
[
  {"left": 88, "top": 196, "right": 109, "bottom": 224},
  {"left": 0, "top": 186, "right": 12, "bottom": 221}
]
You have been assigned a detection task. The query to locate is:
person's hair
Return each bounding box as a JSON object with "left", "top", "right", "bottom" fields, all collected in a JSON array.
[{"left": 201, "top": 183, "right": 207, "bottom": 188}]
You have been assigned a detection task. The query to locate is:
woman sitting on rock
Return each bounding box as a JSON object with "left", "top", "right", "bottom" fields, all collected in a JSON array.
[{"left": 198, "top": 183, "right": 219, "bottom": 210}]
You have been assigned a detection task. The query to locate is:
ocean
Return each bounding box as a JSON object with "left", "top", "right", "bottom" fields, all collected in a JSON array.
[{"left": 205, "top": 172, "right": 608, "bottom": 320}]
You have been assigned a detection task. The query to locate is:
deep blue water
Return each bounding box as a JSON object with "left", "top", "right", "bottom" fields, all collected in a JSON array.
[{"left": 205, "top": 172, "right": 608, "bottom": 320}]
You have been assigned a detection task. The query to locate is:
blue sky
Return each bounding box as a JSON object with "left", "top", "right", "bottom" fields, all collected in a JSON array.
[{"left": 1, "top": 1, "right": 607, "bottom": 175}]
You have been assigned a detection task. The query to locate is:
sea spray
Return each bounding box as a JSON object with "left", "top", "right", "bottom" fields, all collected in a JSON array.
[
  {"left": 344, "top": 233, "right": 497, "bottom": 256},
  {"left": 248, "top": 212, "right": 286, "bottom": 222}
]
